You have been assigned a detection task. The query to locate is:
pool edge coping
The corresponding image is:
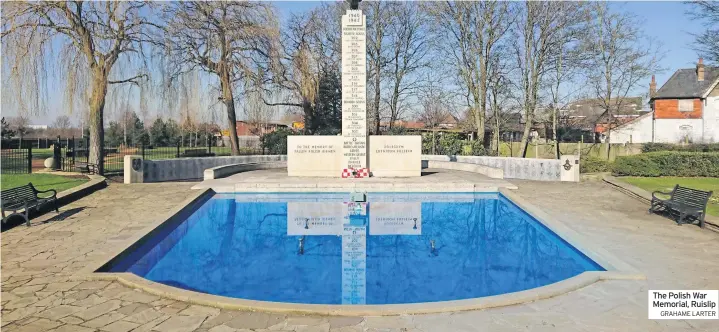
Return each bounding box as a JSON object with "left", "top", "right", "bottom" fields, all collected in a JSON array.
[{"left": 73, "top": 188, "right": 645, "bottom": 316}]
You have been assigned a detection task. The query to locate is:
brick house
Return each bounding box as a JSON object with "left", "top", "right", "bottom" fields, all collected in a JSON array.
[{"left": 607, "top": 58, "right": 719, "bottom": 143}]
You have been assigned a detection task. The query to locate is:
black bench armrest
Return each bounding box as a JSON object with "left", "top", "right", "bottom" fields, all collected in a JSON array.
[
  {"left": 651, "top": 190, "right": 672, "bottom": 200},
  {"left": 35, "top": 188, "right": 57, "bottom": 198}
]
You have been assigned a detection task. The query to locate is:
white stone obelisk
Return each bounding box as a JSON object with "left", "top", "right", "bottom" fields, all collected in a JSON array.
[{"left": 341, "top": 10, "right": 367, "bottom": 170}]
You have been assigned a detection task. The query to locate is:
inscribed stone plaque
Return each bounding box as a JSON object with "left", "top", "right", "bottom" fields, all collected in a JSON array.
[
  {"left": 287, "top": 136, "right": 342, "bottom": 177},
  {"left": 341, "top": 10, "right": 367, "bottom": 169},
  {"left": 369, "top": 136, "right": 421, "bottom": 177}
]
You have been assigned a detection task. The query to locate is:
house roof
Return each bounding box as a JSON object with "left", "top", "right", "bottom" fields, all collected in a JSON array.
[
  {"left": 236, "top": 120, "right": 288, "bottom": 127},
  {"left": 607, "top": 110, "right": 654, "bottom": 132},
  {"left": 653, "top": 66, "right": 719, "bottom": 99},
  {"left": 381, "top": 120, "right": 425, "bottom": 129}
]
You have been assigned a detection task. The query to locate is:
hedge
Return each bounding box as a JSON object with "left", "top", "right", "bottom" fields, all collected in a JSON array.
[
  {"left": 641, "top": 142, "right": 719, "bottom": 153},
  {"left": 613, "top": 151, "right": 719, "bottom": 177},
  {"left": 580, "top": 156, "right": 611, "bottom": 173}
]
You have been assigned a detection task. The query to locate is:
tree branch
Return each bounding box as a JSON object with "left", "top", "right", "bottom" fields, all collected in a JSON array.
[{"left": 108, "top": 74, "right": 148, "bottom": 85}]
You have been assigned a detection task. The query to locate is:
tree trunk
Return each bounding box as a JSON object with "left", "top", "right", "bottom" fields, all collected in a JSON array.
[
  {"left": 389, "top": 89, "right": 399, "bottom": 130},
  {"left": 553, "top": 107, "right": 559, "bottom": 159},
  {"left": 373, "top": 67, "right": 381, "bottom": 134},
  {"left": 88, "top": 69, "right": 108, "bottom": 174},
  {"left": 491, "top": 109, "right": 499, "bottom": 155},
  {"left": 473, "top": 105, "right": 485, "bottom": 147},
  {"left": 220, "top": 69, "right": 240, "bottom": 155},
  {"left": 519, "top": 109, "right": 532, "bottom": 158},
  {"left": 478, "top": 64, "right": 488, "bottom": 147},
  {"left": 302, "top": 98, "right": 312, "bottom": 135}
]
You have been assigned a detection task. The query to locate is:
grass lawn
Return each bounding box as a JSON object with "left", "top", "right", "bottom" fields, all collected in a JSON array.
[
  {"left": 1, "top": 173, "right": 89, "bottom": 193},
  {"left": 621, "top": 177, "right": 719, "bottom": 217}
]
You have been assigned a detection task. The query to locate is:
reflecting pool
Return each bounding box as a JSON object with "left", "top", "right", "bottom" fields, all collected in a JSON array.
[{"left": 104, "top": 192, "right": 603, "bottom": 305}]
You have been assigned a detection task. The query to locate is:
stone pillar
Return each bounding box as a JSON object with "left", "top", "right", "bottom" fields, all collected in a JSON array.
[
  {"left": 124, "top": 155, "right": 144, "bottom": 184},
  {"left": 341, "top": 9, "right": 367, "bottom": 170},
  {"left": 560, "top": 154, "right": 580, "bottom": 182}
]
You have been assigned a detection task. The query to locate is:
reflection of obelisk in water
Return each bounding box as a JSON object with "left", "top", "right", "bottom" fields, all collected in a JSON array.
[
  {"left": 341, "top": 1, "right": 367, "bottom": 170},
  {"left": 342, "top": 202, "right": 367, "bottom": 304}
]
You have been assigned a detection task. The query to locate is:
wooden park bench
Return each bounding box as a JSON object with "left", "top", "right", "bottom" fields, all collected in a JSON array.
[
  {"left": 75, "top": 161, "right": 99, "bottom": 175},
  {"left": 1, "top": 183, "right": 58, "bottom": 227},
  {"left": 650, "top": 185, "right": 713, "bottom": 228}
]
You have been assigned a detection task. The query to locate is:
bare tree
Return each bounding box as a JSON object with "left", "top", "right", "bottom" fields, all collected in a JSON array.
[
  {"left": 417, "top": 78, "right": 453, "bottom": 154},
  {"left": 512, "top": 1, "right": 588, "bottom": 158},
  {"left": 2, "top": 1, "right": 156, "bottom": 173},
  {"left": 487, "top": 53, "right": 513, "bottom": 155},
  {"left": 547, "top": 44, "right": 587, "bottom": 159},
  {"left": 426, "top": 1, "right": 510, "bottom": 147},
  {"left": 365, "top": 1, "right": 392, "bottom": 134},
  {"left": 385, "top": 3, "right": 429, "bottom": 130},
  {"left": 52, "top": 115, "right": 73, "bottom": 137},
  {"left": 267, "top": 3, "right": 342, "bottom": 134},
  {"left": 244, "top": 90, "right": 277, "bottom": 136},
  {"left": 161, "top": 1, "right": 278, "bottom": 155},
  {"left": 687, "top": 1, "right": 719, "bottom": 64},
  {"left": 582, "top": 2, "right": 661, "bottom": 158}
]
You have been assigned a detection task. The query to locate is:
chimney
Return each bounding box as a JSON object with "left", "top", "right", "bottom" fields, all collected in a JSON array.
[
  {"left": 697, "top": 57, "right": 705, "bottom": 82},
  {"left": 649, "top": 75, "right": 656, "bottom": 98}
]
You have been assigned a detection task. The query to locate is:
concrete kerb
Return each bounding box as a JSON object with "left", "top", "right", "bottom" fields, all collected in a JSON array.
[
  {"left": 55, "top": 174, "right": 107, "bottom": 206},
  {"left": 76, "top": 269, "right": 606, "bottom": 316},
  {"left": 231, "top": 183, "right": 509, "bottom": 193},
  {"left": 602, "top": 175, "right": 719, "bottom": 231},
  {"left": 74, "top": 185, "right": 642, "bottom": 316}
]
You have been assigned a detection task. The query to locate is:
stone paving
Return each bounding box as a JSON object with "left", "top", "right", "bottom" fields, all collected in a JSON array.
[{"left": 2, "top": 179, "right": 719, "bottom": 331}]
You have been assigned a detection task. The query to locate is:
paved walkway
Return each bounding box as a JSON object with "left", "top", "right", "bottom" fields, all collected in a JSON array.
[{"left": 2, "top": 180, "right": 719, "bottom": 331}]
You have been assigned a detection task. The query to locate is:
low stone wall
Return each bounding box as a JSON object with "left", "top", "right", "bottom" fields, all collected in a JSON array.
[
  {"left": 142, "top": 155, "right": 286, "bottom": 182},
  {"left": 129, "top": 154, "right": 575, "bottom": 183},
  {"left": 423, "top": 160, "right": 504, "bottom": 179},
  {"left": 422, "top": 155, "right": 576, "bottom": 182},
  {"left": 204, "top": 161, "right": 287, "bottom": 180}
]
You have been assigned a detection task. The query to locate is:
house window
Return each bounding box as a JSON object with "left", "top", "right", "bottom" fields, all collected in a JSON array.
[{"left": 678, "top": 99, "right": 693, "bottom": 112}]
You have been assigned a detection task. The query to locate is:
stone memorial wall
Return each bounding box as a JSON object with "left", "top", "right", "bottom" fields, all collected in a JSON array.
[
  {"left": 287, "top": 136, "right": 342, "bottom": 177},
  {"left": 369, "top": 136, "right": 421, "bottom": 177}
]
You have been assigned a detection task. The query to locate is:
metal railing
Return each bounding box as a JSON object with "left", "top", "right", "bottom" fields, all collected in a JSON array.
[
  {"left": 1, "top": 136, "right": 267, "bottom": 175},
  {"left": 0, "top": 147, "right": 31, "bottom": 174}
]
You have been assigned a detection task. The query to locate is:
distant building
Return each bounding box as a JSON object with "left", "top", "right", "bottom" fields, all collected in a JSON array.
[
  {"left": 606, "top": 58, "right": 719, "bottom": 143},
  {"left": 27, "top": 124, "right": 48, "bottom": 130},
  {"left": 560, "top": 97, "right": 645, "bottom": 142},
  {"left": 235, "top": 120, "right": 288, "bottom": 136}
]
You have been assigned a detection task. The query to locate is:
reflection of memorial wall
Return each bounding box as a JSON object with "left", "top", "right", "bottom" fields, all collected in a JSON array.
[
  {"left": 286, "top": 202, "right": 343, "bottom": 235},
  {"left": 369, "top": 202, "right": 422, "bottom": 235}
]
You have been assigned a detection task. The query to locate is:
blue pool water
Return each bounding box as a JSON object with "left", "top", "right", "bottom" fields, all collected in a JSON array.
[{"left": 104, "top": 192, "right": 603, "bottom": 305}]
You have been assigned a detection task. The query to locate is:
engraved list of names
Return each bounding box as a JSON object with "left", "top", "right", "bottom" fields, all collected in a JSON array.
[{"left": 341, "top": 10, "right": 367, "bottom": 169}]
